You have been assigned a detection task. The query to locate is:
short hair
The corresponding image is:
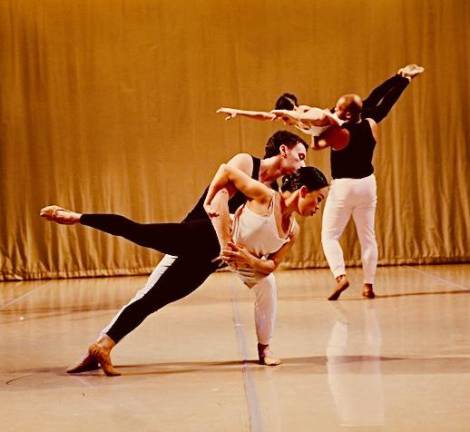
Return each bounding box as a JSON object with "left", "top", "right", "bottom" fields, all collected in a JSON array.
[
  {"left": 274, "top": 93, "right": 298, "bottom": 110},
  {"left": 264, "top": 130, "right": 308, "bottom": 159},
  {"left": 338, "top": 94, "right": 363, "bottom": 122},
  {"left": 281, "top": 166, "right": 329, "bottom": 192}
]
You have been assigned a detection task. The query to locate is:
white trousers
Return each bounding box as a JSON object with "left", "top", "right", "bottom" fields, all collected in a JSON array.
[
  {"left": 251, "top": 273, "right": 277, "bottom": 345},
  {"left": 321, "top": 174, "right": 378, "bottom": 284}
]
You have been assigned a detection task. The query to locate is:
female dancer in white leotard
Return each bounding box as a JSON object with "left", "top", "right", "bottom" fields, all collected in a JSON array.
[{"left": 203, "top": 164, "right": 328, "bottom": 364}]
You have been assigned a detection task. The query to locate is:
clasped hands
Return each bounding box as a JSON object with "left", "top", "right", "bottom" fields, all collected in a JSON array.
[{"left": 214, "top": 241, "right": 254, "bottom": 269}]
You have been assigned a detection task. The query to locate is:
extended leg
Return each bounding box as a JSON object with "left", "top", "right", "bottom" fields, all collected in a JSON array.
[
  {"left": 41, "top": 205, "right": 221, "bottom": 258},
  {"left": 362, "top": 75, "right": 410, "bottom": 123},
  {"left": 80, "top": 214, "right": 220, "bottom": 258},
  {"left": 67, "top": 254, "right": 219, "bottom": 375},
  {"left": 103, "top": 255, "right": 218, "bottom": 343},
  {"left": 362, "top": 65, "right": 423, "bottom": 123}
]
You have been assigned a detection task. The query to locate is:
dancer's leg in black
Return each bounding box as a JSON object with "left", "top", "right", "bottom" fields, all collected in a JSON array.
[
  {"left": 362, "top": 75, "right": 410, "bottom": 122},
  {"left": 103, "top": 255, "right": 219, "bottom": 343},
  {"left": 80, "top": 214, "right": 219, "bottom": 258},
  {"left": 363, "top": 75, "right": 403, "bottom": 108}
]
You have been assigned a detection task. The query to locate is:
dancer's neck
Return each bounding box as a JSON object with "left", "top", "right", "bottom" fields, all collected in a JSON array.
[
  {"left": 259, "top": 156, "right": 286, "bottom": 183},
  {"left": 281, "top": 191, "right": 299, "bottom": 217}
]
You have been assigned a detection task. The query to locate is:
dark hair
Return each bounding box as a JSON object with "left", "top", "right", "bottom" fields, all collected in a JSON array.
[
  {"left": 281, "top": 166, "right": 329, "bottom": 192},
  {"left": 274, "top": 93, "right": 298, "bottom": 110},
  {"left": 264, "top": 130, "right": 308, "bottom": 159}
]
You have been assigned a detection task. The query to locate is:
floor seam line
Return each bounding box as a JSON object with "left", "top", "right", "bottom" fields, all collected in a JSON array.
[{"left": 230, "top": 281, "right": 264, "bottom": 432}]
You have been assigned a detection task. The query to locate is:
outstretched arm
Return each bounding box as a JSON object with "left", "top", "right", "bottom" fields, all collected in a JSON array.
[
  {"left": 217, "top": 107, "right": 275, "bottom": 121},
  {"left": 272, "top": 107, "right": 339, "bottom": 127}
]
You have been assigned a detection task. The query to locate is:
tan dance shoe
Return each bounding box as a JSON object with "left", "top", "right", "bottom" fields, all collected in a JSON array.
[
  {"left": 88, "top": 343, "right": 121, "bottom": 377},
  {"left": 362, "top": 284, "right": 376, "bottom": 299},
  {"left": 258, "top": 343, "right": 282, "bottom": 366},
  {"left": 328, "top": 275, "right": 350, "bottom": 301},
  {"left": 40, "top": 205, "right": 81, "bottom": 224}
]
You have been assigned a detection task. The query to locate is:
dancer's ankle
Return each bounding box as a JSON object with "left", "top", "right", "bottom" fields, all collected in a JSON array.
[
  {"left": 362, "top": 283, "right": 375, "bottom": 299},
  {"left": 96, "top": 334, "right": 116, "bottom": 352}
]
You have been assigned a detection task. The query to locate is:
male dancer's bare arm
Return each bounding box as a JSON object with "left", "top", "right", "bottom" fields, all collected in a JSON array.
[
  {"left": 207, "top": 189, "right": 232, "bottom": 250},
  {"left": 204, "top": 153, "right": 260, "bottom": 253},
  {"left": 204, "top": 163, "right": 273, "bottom": 214}
]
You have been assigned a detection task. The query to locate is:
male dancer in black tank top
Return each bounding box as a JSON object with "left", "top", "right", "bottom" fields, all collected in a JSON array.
[
  {"left": 313, "top": 64, "right": 424, "bottom": 301},
  {"left": 65, "top": 130, "right": 308, "bottom": 375}
]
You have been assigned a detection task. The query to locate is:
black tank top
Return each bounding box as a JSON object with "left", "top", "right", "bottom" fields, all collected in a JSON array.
[
  {"left": 330, "top": 120, "right": 376, "bottom": 179},
  {"left": 183, "top": 156, "right": 262, "bottom": 222}
]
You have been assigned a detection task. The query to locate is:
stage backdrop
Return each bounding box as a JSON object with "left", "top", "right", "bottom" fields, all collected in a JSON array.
[{"left": 1, "top": 0, "right": 469, "bottom": 280}]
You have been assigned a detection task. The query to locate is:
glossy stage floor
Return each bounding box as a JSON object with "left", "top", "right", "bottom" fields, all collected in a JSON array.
[{"left": 1, "top": 264, "right": 470, "bottom": 431}]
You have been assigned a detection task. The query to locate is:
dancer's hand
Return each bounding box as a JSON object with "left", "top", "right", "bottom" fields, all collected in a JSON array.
[
  {"left": 220, "top": 242, "right": 254, "bottom": 268},
  {"left": 216, "top": 108, "right": 238, "bottom": 120}
]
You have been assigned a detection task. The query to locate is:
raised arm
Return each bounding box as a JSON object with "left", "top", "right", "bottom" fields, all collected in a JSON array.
[
  {"left": 204, "top": 163, "right": 273, "bottom": 215},
  {"left": 203, "top": 153, "right": 254, "bottom": 252}
]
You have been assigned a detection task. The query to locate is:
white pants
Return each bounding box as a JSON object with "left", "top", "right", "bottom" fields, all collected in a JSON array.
[
  {"left": 251, "top": 273, "right": 277, "bottom": 345},
  {"left": 321, "top": 174, "right": 378, "bottom": 284}
]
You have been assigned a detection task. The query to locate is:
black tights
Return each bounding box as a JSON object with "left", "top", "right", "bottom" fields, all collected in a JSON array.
[
  {"left": 362, "top": 75, "right": 410, "bottom": 123},
  {"left": 80, "top": 214, "right": 222, "bottom": 343},
  {"left": 104, "top": 255, "right": 219, "bottom": 342},
  {"left": 80, "top": 214, "right": 220, "bottom": 259}
]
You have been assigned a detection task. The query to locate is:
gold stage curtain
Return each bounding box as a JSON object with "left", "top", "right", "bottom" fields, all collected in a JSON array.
[{"left": 1, "top": 0, "right": 469, "bottom": 280}]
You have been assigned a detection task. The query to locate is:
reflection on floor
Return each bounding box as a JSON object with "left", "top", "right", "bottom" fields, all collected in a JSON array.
[{"left": 1, "top": 264, "right": 470, "bottom": 431}]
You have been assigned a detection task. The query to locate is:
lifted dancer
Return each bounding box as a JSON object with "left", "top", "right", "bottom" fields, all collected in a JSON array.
[{"left": 217, "top": 64, "right": 424, "bottom": 151}]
